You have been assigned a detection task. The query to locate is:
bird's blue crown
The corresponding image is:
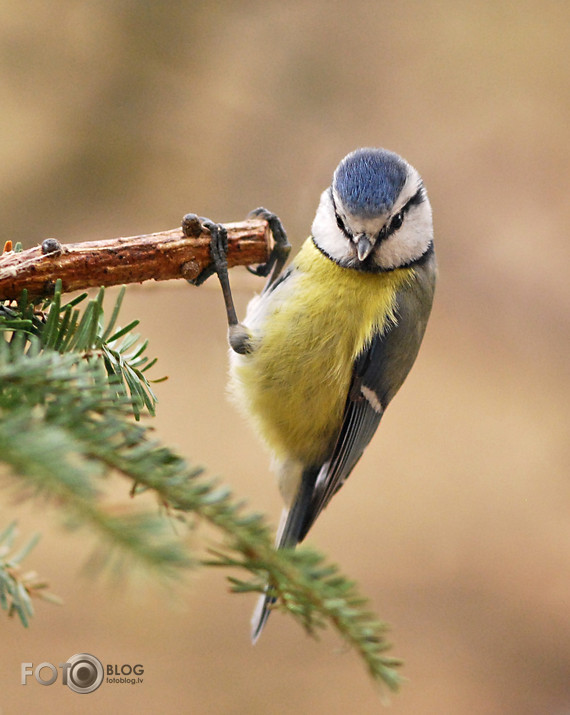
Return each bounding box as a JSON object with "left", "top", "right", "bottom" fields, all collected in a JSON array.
[{"left": 333, "top": 148, "right": 408, "bottom": 217}]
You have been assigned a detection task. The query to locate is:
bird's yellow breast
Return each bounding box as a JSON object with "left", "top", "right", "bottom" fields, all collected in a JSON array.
[{"left": 229, "top": 238, "right": 414, "bottom": 464}]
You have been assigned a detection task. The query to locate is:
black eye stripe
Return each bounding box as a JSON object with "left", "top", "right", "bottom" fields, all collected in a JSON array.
[
  {"left": 381, "top": 183, "right": 425, "bottom": 240},
  {"left": 399, "top": 184, "right": 425, "bottom": 217},
  {"left": 408, "top": 182, "right": 426, "bottom": 207},
  {"left": 331, "top": 193, "right": 353, "bottom": 239},
  {"left": 335, "top": 212, "right": 353, "bottom": 239}
]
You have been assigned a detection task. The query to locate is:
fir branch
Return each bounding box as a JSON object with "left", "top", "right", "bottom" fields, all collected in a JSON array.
[
  {"left": 0, "top": 282, "right": 159, "bottom": 419},
  {"left": 0, "top": 359, "right": 193, "bottom": 580},
  {"left": 77, "top": 414, "right": 402, "bottom": 688},
  {"left": 0, "top": 522, "right": 61, "bottom": 627},
  {"left": 0, "top": 285, "right": 402, "bottom": 691},
  {"left": 0, "top": 219, "right": 270, "bottom": 299},
  {"left": 0, "top": 287, "right": 189, "bottom": 580}
]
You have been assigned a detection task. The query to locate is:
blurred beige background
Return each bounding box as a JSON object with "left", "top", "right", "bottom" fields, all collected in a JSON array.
[{"left": 1, "top": 2, "right": 569, "bottom": 713}]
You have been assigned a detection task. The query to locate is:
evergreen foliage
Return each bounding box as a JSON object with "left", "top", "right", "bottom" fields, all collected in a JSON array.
[{"left": 0, "top": 280, "right": 401, "bottom": 691}]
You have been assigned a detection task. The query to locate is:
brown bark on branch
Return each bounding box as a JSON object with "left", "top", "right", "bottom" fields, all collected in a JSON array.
[{"left": 0, "top": 219, "right": 271, "bottom": 300}]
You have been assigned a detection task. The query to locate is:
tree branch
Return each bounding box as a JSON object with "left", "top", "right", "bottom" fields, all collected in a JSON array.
[{"left": 0, "top": 219, "right": 270, "bottom": 299}]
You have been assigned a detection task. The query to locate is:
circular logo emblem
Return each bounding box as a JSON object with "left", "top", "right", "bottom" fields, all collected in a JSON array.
[{"left": 65, "top": 653, "right": 104, "bottom": 694}]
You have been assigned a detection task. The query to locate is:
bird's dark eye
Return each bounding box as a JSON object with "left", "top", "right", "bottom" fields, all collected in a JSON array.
[
  {"left": 390, "top": 211, "right": 404, "bottom": 231},
  {"left": 335, "top": 212, "right": 345, "bottom": 231}
]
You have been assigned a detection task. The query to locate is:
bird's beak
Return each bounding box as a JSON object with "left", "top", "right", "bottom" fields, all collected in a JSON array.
[{"left": 356, "top": 234, "right": 374, "bottom": 262}]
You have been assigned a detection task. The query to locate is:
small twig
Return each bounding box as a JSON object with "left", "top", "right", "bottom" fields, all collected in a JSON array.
[{"left": 0, "top": 219, "right": 271, "bottom": 299}]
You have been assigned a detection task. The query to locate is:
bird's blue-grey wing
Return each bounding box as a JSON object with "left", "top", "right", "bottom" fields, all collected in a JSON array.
[
  {"left": 298, "top": 260, "right": 436, "bottom": 541},
  {"left": 297, "top": 335, "right": 387, "bottom": 540}
]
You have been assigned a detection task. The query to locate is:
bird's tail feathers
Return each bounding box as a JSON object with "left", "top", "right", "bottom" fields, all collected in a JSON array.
[
  {"left": 250, "top": 590, "right": 274, "bottom": 643},
  {"left": 250, "top": 467, "right": 318, "bottom": 643}
]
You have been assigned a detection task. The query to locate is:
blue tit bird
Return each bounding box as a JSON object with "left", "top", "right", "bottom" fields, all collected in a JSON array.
[{"left": 184, "top": 146, "right": 436, "bottom": 642}]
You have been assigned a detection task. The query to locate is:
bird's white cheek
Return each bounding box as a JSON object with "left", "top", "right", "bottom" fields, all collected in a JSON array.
[{"left": 376, "top": 208, "right": 433, "bottom": 269}]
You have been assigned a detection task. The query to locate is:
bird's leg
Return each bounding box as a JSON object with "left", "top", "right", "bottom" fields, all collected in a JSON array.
[
  {"left": 182, "top": 213, "right": 253, "bottom": 355},
  {"left": 246, "top": 207, "right": 291, "bottom": 293}
]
